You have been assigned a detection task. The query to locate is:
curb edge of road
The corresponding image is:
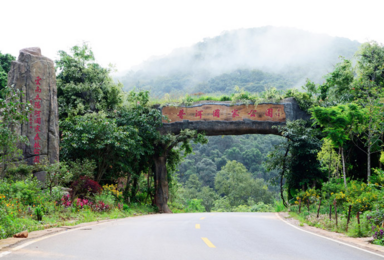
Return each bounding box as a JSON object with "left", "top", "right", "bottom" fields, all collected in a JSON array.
[
  {"left": 276, "top": 212, "right": 384, "bottom": 258},
  {"left": 0, "top": 213, "right": 154, "bottom": 258}
]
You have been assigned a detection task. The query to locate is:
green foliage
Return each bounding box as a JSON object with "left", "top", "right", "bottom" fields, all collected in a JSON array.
[
  {"left": 95, "top": 190, "right": 116, "bottom": 206},
  {"left": 317, "top": 138, "right": 341, "bottom": 178},
  {"left": 0, "top": 86, "right": 32, "bottom": 177},
  {"left": 56, "top": 44, "right": 123, "bottom": 117},
  {"left": 215, "top": 160, "right": 273, "bottom": 207},
  {"left": 311, "top": 104, "right": 364, "bottom": 148},
  {"left": 0, "top": 51, "right": 15, "bottom": 98},
  {"left": 273, "top": 200, "right": 286, "bottom": 212},
  {"left": 34, "top": 205, "right": 43, "bottom": 221},
  {"left": 185, "top": 199, "right": 205, "bottom": 212},
  {"left": 212, "top": 196, "right": 232, "bottom": 212},
  {"left": 285, "top": 87, "right": 315, "bottom": 112},
  {"left": 37, "top": 160, "right": 72, "bottom": 195},
  {"left": 60, "top": 112, "right": 140, "bottom": 183},
  {"left": 65, "top": 159, "right": 96, "bottom": 181},
  {"left": 266, "top": 120, "right": 324, "bottom": 198}
]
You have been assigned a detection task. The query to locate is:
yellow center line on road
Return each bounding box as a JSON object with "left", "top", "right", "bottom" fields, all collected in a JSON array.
[
  {"left": 200, "top": 217, "right": 205, "bottom": 220},
  {"left": 201, "top": 237, "right": 216, "bottom": 248},
  {"left": 195, "top": 224, "right": 200, "bottom": 229}
]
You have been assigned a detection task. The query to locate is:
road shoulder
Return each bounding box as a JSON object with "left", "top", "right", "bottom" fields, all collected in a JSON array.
[
  {"left": 277, "top": 212, "right": 384, "bottom": 257},
  {"left": 0, "top": 214, "right": 154, "bottom": 254}
]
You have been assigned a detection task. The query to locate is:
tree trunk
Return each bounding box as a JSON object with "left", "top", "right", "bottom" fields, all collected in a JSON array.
[
  {"left": 280, "top": 144, "right": 290, "bottom": 208},
  {"left": 153, "top": 155, "right": 172, "bottom": 213},
  {"left": 336, "top": 148, "right": 341, "bottom": 178},
  {"left": 341, "top": 147, "right": 347, "bottom": 191},
  {"left": 131, "top": 175, "right": 139, "bottom": 203},
  {"left": 368, "top": 144, "right": 371, "bottom": 183},
  {"left": 380, "top": 134, "right": 383, "bottom": 169},
  {"left": 367, "top": 117, "right": 372, "bottom": 183},
  {"left": 328, "top": 148, "right": 333, "bottom": 179}
]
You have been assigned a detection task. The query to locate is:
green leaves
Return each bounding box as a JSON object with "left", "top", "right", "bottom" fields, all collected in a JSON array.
[
  {"left": 311, "top": 103, "right": 364, "bottom": 148},
  {"left": 60, "top": 112, "right": 142, "bottom": 182},
  {"left": 56, "top": 44, "right": 123, "bottom": 118},
  {"left": 0, "top": 86, "right": 31, "bottom": 177}
]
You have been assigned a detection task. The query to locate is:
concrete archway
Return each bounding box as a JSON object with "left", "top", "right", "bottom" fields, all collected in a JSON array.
[{"left": 153, "top": 98, "right": 310, "bottom": 213}]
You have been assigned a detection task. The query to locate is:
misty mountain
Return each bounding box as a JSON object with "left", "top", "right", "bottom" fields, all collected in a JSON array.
[{"left": 117, "top": 26, "right": 360, "bottom": 97}]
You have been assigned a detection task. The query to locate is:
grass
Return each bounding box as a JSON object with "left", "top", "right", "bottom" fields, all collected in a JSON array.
[
  {"left": 0, "top": 204, "right": 156, "bottom": 239},
  {"left": 288, "top": 207, "right": 372, "bottom": 239}
]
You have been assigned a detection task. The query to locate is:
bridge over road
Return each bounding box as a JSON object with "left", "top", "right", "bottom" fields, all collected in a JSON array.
[{"left": 154, "top": 98, "right": 310, "bottom": 213}]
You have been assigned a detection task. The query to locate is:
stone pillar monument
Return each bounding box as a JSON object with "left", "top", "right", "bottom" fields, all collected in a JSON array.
[{"left": 7, "top": 47, "right": 59, "bottom": 170}]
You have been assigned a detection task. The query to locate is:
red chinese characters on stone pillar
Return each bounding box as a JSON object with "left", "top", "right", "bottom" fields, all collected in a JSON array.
[
  {"left": 213, "top": 109, "right": 220, "bottom": 118},
  {"left": 33, "top": 76, "right": 42, "bottom": 164},
  {"left": 265, "top": 108, "right": 273, "bottom": 118},
  {"left": 177, "top": 109, "right": 186, "bottom": 119}
]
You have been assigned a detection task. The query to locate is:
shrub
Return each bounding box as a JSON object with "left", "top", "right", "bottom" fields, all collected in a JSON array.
[
  {"left": 250, "top": 202, "right": 274, "bottom": 212},
  {"left": 185, "top": 199, "right": 205, "bottom": 212},
  {"left": 95, "top": 191, "right": 116, "bottom": 206},
  {"left": 91, "top": 201, "right": 111, "bottom": 212},
  {"left": 102, "top": 184, "right": 123, "bottom": 202},
  {"left": 70, "top": 176, "right": 102, "bottom": 199},
  {"left": 35, "top": 206, "right": 43, "bottom": 221},
  {"left": 61, "top": 194, "right": 72, "bottom": 207}
]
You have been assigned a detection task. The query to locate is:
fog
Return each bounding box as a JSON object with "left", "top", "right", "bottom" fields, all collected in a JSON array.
[{"left": 118, "top": 26, "right": 360, "bottom": 94}]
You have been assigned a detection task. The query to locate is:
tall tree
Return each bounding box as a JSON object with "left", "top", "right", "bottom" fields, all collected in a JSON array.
[
  {"left": 0, "top": 51, "right": 16, "bottom": 98},
  {"left": 311, "top": 104, "right": 364, "bottom": 189},
  {"left": 265, "top": 120, "right": 324, "bottom": 203},
  {"left": 56, "top": 44, "right": 123, "bottom": 118},
  {"left": 152, "top": 129, "right": 207, "bottom": 213}
]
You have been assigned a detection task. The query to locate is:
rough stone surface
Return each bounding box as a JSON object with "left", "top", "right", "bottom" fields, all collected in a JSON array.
[
  {"left": 7, "top": 47, "right": 59, "bottom": 166},
  {"left": 13, "top": 231, "right": 28, "bottom": 238},
  {"left": 159, "top": 98, "right": 311, "bottom": 136}
]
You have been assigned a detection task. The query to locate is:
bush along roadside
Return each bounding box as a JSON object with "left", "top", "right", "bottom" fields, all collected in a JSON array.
[
  {"left": 288, "top": 178, "right": 384, "bottom": 245},
  {"left": 0, "top": 176, "right": 156, "bottom": 240}
]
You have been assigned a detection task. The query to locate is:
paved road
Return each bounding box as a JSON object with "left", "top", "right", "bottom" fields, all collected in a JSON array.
[{"left": 1, "top": 212, "right": 383, "bottom": 260}]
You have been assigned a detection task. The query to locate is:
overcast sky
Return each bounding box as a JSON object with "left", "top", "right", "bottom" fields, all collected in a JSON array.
[{"left": 1, "top": 0, "right": 383, "bottom": 72}]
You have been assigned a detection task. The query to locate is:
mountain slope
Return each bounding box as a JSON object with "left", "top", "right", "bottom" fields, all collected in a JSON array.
[{"left": 118, "top": 26, "right": 360, "bottom": 97}]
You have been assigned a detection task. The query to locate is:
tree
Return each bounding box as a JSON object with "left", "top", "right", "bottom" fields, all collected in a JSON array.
[
  {"left": 60, "top": 112, "right": 141, "bottom": 183},
  {"left": 265, "top": 120, "right": 324, "bottom": 203},
  {"left": 311, "top": 104, "right": 364, "bottom": 189},
  {"left": 197, "top": 186, "right": 218, "bottom": 212},
  {"left": 56, "top": 44, "right": 123, "bottom": 118},
  {"left": 0, "top": 52, "right": 15, "bottom": 98},
  {"left": 115, "top": 90, "right": 164, "bottom": 203},
  {"left": 317, "top": 138, "right": 341, "bottom": 179},
  {"left": 152, "top": 129, "right": 207, "bottom": 213},
  {"left": 351, "top": 42, "right": 384, "bottom": 182},
  {"left": 215, "top": 160, "right": 273, "bottom": 207},
  {"left": 0, "top": 86, "right": 31, "bottom": 177},
  {"left": 315, "top": 42, "right": 384, "bottom": 183},
  {"left": 196, "top": 158, "right": 216, "bottom": 188}
]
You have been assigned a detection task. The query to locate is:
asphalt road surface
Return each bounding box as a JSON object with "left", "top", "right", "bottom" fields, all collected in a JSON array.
[{"left": 1, "top": 212, "right": 383, "bottom": 260}]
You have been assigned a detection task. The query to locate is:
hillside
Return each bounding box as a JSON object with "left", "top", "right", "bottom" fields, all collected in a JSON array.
[{"left": 117, "top": 26, "right": 360, "bottom": 97}]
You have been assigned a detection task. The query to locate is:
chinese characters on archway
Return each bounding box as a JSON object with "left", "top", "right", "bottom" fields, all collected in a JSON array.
[
  {"left": 32, "top": 76, "right": 42, "bottom": 164},
  {"left": 176, "top": 108, "right": 281, "bottom": 119},
  {"left": 163, "top": 104, "right": 285, "bottom": 123}
]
